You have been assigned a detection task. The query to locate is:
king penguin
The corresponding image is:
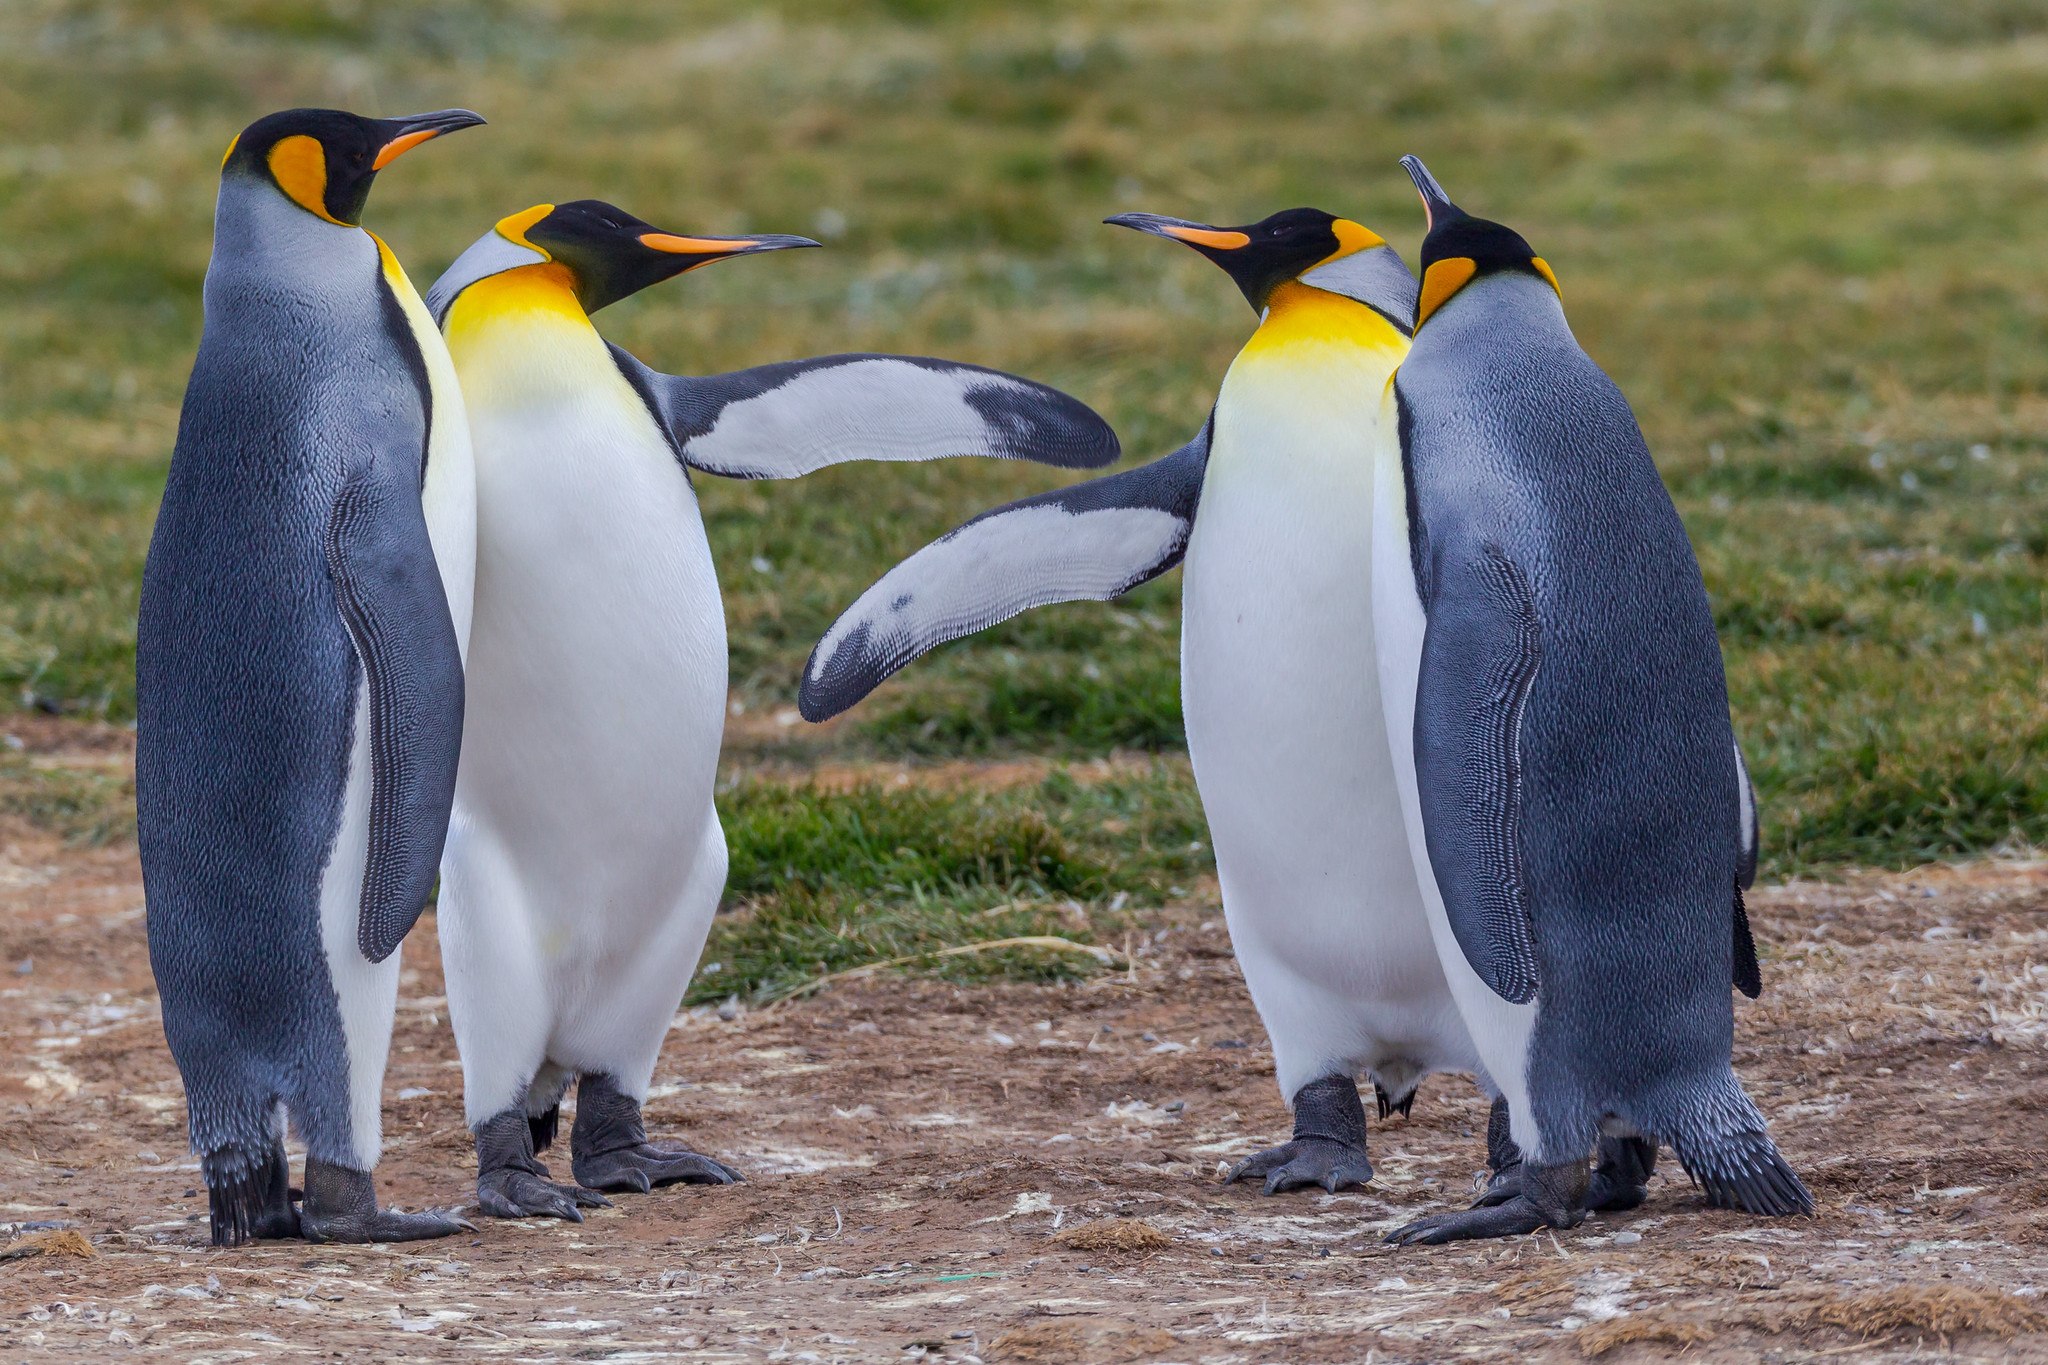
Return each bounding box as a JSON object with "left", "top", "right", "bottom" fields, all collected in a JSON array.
[
  {"left": 136, "top": 106, "right": 484, "bottom": 1245},
  {"left": 1377, "top": 157, "right": 1811, "bottom": 1244},
  {"left": 423, "top": 200, "right": 1120, "bottom": 1220},
  {"left": 800, "top": 209, "right": 1490, "bottom": 1196}
]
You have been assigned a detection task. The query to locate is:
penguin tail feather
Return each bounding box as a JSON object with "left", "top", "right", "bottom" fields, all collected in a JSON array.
[
  {"left": 202, "top": 1138, "right": 289, "bottom": 1247},
  {"left": 1671, "top": 1128, "right": 1814, "bottom": 1217}
]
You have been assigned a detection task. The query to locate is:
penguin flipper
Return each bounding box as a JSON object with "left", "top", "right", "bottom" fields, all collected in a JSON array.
[
  {"left": 1414, "top": 544, "right": 1543, "bottom": 1005},
  {"left": 799, "top": 423, "right": 1211, "bottom": 722},
  {"left": 325, "top": 469, "right": 465, "bottom": 965},
  {"left": 1733, "top": 739, "right": 1761, "bottom": 890},
  {"left": 608, "top": 344, "right": 1119, "bottom": 478}
]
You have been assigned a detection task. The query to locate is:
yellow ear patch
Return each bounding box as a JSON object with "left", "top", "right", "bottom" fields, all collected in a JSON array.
[
  {"left": 1531, "top": 256, "right": 1562, "bottom": 300},
  {"left": 267, "top": 135, "right": 344, "bottom": 224},
  {"left": 1307, "top": 218, "right": 1388, "bottom": 272},
  {"left": 494, "top": 204, "right": 555, "bottom": 254},
  {"left": 1416, "top": 256, "right": 1477, "bottom": 327},
  {"left": 220, "top": 132, "right": 240, "bottom": 170}
]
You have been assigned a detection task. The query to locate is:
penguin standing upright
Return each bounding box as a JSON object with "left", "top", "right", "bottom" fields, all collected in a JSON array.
[
  {"left": 1377, "top": 158, "right": 1810, "bottom": 1243},
  {"left": 802, "top": 209, "right": 1488, "bottom": 1195},
  {"left": 137, "top": 106, "right": 484, "bottom": 1245},
  {"left": 424, "top": 200, "right": 1120, "bottom": 1219}
]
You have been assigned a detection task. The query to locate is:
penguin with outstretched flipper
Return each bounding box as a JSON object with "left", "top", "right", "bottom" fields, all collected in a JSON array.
[
  {"left": 137, "top": 106, "right": 484, "bottom": 1246},
  {"left": 803, "top": 209, "right": 1491, "bottom": 1198},
  {"left": 1378, "top": 157, "right": 1810, "bottom": 1244},
  {"left": 424, "top": 201, "right": 1120, "bottom": 1220}
]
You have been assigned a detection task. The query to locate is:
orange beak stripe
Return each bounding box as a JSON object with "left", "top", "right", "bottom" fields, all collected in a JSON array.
[
  {"left": 1159, "top": 225, "right": 1250, "bottom": 250},
  {"left": 372, "top": 129, "right": 441, "bottom": 170},
  {"left": 641, "top": 233, "right": 756, "bottom": 255}
]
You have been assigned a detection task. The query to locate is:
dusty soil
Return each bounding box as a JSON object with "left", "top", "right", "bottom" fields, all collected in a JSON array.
[{"left": 2, "top": 745, "right": 2046, "bottom": 1361}]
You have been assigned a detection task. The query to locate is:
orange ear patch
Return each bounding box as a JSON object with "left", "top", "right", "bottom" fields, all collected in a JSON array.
[
  {"left": 267, "top": 135, "right": 344, "bottom": 224},
  {"left": 220, "top": 132, "right": 240, "bottom": 170},
  {"left": 1308, "top": 218, "right": 1389, "bottom": 271},
  {"left": 1530, "top": 256, "right": 1562, "bottom": 300},
  {"left": 1416, "top": 256, "right": 1477, "bottom": 327}
]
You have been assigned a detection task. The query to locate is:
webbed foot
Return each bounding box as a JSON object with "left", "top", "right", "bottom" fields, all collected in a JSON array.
[
  {"left": 1225, "top": 1074, "right": 1374, "bottom": 1195},
  {"left": 298, "top": 1159, "right": 474, "bottom": 1244},
  {"left": 474, "top": 1108, "right": 611, "bottom": 1221},
  {"left": 569, "top": 1072, "right": 742, "bottom": 1194},
  {"left": 1390, "top": 1156, "right": 1590, "bottom": 1246}
]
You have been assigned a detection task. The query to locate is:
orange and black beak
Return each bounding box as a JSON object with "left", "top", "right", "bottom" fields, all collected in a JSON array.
[
  {"left": 637, "top": 231, "right": 823, "bottom": 269},
  {"left": 369, "top": 109, "right": 487, "bottom": 168},
  {"left": 1107, "top": 207, "right": 1355, "bottom": 313}
]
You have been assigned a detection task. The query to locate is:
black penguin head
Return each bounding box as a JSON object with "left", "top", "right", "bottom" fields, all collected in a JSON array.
[
  {"left": 497, "top": 200, "right": 821, "bottom": 314},
  {"left": 1401, "top": 155, "right": 1561, "bottom": 330},
  {"left": 222, "top": 107, "right": 485, "bottom": 227},
  {"left": 1104, "top": 207, "right": 1385, "bottom": 312}
]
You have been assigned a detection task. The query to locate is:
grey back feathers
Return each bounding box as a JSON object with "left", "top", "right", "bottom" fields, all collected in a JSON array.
[
  {"left": 1399, "top": 267, "right": 1806, "bottom": 1210},
  {"left": 136, "top": 175, "right": 461, "bottom": 1225},
  {"left": 607, "top": 347, "right": 1120, "bottom": 479},
  {"left": 1300, "top": 243, "right": 1419, "bottom": 334},
  {"left": 801, "top": 420, "right": 1212, "bottom": 722}
]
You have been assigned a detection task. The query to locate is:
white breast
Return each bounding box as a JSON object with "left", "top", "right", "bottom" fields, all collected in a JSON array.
[
  {"left": 1182, "top": 341, "right": 1471, "bottom": 1094},
  {"left": 454, "top": 344, "right": 727, "bottom": 929}
]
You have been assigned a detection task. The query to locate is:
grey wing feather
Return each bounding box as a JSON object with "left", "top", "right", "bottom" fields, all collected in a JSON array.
[
  {"left": 609, "top": 345, "right": 1119, "bottom": 478},
  {"left": 799, "top": 423, "right": 1210, "bottom": 722},
  {"left": 324, "top": 470, "right": 464, "bottom": 964},
  {"left": 1414, "top": 544, "right": 1544, "bottom": 1005}
]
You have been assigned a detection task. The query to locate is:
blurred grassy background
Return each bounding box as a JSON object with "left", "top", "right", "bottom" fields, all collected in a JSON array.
[{"left": 2, "top": 0, "right": 2045, "bottom": 992}]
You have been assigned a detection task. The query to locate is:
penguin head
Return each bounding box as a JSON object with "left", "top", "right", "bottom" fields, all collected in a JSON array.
[
  {"left": 1104, "top": 208, "right": 1389, "bottom": 313},
  {"left": 510, "top": 201, "right": 824, "bottom": 314},
  {"left": 1401, "top": 155, "right": 1562, "bottom": 330},
  {"left": 221, "top": 107, "right": 485, "bottom": 227}
]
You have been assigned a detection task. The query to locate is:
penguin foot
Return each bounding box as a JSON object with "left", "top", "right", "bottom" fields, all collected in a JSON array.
[
  {"left": 1225, "top": 1073, "right": 1375, "bottom": 1195},
  {"left": 474, "top": 1108, "right": 610, "bottom": 1221},
  {"left": 298, "top": 1158, "right": 475, "bottom": 1244},
  {"left": 1226, "top": 1137, "right": 1375, "bottom": 1195},
  {"left": 1390, "top": 1156, "right": 1590, "bottom": 1246},
  {"left": 1474, "top": 1133, "right": 1655, "bottom": 1213},
  {"left": 569, "top": 1072, "right": 743, "bottom": 1195},
  {"left": 476, "top": 1165, "right": 611, "bottom": 1222},
  {"left": 573, "top": 1144, "right": 742, "bottom": 1194},
  {"left": 1387, "top": 1196, "right": 1553, "bottom": 1245}
]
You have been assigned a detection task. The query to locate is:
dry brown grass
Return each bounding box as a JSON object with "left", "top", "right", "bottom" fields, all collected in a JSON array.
[
  {"left": 1576, "top": 1315, "right": 1715, "bottom": 1358},
  {"left": 1055, "top": 1216, "right": 1175, "bottom": 1255},
  {"left": 0, "top": 1228, "right": 95, "bottom": 1261}
]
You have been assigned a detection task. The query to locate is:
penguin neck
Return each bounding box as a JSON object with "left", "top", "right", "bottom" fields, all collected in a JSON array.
[
  {"left": 442, "top": 263, "right": 617, "bottom": 402},
  {"left": 209, "top": 176, "right": 366, "bottom": 278},
  {"left": 1238, "top": 281, "right": 1407, "bottom": 366}
]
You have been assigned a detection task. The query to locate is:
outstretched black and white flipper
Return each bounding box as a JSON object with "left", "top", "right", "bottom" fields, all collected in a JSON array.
[
  {"left": 799, "top": 420, "right": 1211, "bottom": 721},
  {"left": 609, "top": 347, "right": 1120, "bottom": 479}
]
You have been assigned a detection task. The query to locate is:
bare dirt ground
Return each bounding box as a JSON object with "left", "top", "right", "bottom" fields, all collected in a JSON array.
[{"left": 2, "top": 735, "right": 2046, "bottom": 1361}]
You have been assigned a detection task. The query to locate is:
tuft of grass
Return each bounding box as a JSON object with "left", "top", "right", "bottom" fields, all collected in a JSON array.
[{"left": 697, "top": 765, "right": 1207, "bottom": 1002}]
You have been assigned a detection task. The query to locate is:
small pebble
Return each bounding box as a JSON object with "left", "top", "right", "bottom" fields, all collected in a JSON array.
[
  {"left": 1289, "top": 1270, "right": 1307, "bottom": 1280},
  {"left": 716, "top": 995, "right": 740, "bottom": 1022},
  {"left": 1248, "top": 1253, "right": 1265, "bottom": 1264},
  {"left": 1614, "top": 1231, "right": 1641, "bottom": 1246},
  {"left": 950, "top": 1331, "right": 973, "bottom": 1340},
  {"left": 1210, "top": 1248, "right": 1224, "bottom": 1258},
  {"left": 1162, "top": 1099, "right": 1185, "bottom": 1114},
  {"left": 13, "top": 959, "right": 30, "bottom": 976}
]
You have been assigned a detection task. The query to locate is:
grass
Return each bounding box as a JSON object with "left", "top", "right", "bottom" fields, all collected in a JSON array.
[
  {"left": 3, "top": 0, "right": 2046, "bottom": 974},
  {"left": 699, "top": 764, "right": 1207, "bottom": 1002}
]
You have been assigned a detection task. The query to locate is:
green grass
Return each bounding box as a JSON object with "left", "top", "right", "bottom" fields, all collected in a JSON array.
[
  {"left": 699, "top": 764, "right": 1207, "bottom": 1001},
  {"left": 3, "top": 0, "right": 2046, "bottom": 908}
]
